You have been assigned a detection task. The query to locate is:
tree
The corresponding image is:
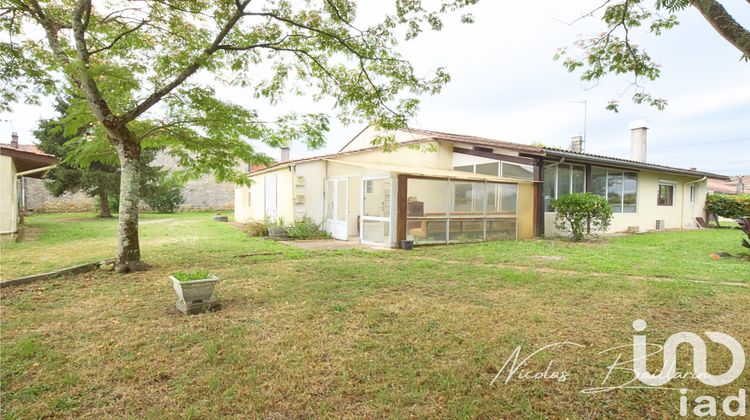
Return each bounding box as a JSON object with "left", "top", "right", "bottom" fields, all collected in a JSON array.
[
  {"left": 556, "top": 0, "right": 750, "bottom": 111},
  {"left": 35, "top": 101, "right": 167, "bottom": 218},
  {"left": 551, "top": 193, "right": 613, "bottom": 241},
  {"left": 1, "top": 0, "right": 477, "bottom": 273}
]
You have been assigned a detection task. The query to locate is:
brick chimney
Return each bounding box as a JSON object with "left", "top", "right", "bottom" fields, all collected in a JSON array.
[
  {"left": 10, "top": 132, "right": 19, "bottom": 148},
  {"left": 280, "top": 147, "right": 290, "bottom": 162},
  {"left": 570, "top": 134, "right": 583, "bottom": 153},
  {"left": 629, "top": 120, "right": 649, "bottom": 162}
]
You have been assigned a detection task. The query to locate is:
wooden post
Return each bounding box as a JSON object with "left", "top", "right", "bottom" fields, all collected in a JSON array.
[{"left": 396, "top": 174, "right": 408, "bottom": 247}]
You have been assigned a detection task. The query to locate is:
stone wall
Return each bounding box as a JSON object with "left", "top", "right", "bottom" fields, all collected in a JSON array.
[
  {"left": 22, "top": 152, "right": 235, "bottom": 213},
  {"left": 22, "top": 177, "right": 93, "bottom": 213}
]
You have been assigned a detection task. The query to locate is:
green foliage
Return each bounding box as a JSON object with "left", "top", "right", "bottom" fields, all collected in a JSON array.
[
  {"left": 2, "top": 0, "right": 479, "bottom": 182},
  {"left": 551, "top": 193, "right": 613, "bottom": 241},
  {"left": 556, "top": 0, "right": 748, "bottom": 111},
  {"left": 285, "top": 218, "right": 331, "bottom": 239},
  {"left": 35, "top": 100, "right": 171, "bottom": 216},
  {"left": 171, "top": 271, "right": 212, "bottom": 282},
  {"left": 706, "top": 194, "right": 750, "bottom": 219},
  {"left": 142, "top": 175, "right": 186, "bottom": 214}
]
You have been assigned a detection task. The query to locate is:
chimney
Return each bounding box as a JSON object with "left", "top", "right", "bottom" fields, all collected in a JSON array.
[
  {"left": 10, "top": 132, "right": 19, "bottom": 148},
  {"left": 570, "top": 134, "right": 583, "bottom": 153},
  {"left": 280, "top": 147, "right": 290, "bottom": 162},
  {"left": 629, "top": 120, "right": 649, "bottom": 162}
]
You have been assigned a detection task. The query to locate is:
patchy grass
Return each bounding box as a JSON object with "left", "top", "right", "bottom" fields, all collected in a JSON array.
[
  {"left": 417, "top": 228, "right": 750, "bottom": 283},
  {"left": 0, "top": 212, "right": 291, "bottom": 280},
  {"left": 1, "top": 214, "right": 749, "bottom": 418}
]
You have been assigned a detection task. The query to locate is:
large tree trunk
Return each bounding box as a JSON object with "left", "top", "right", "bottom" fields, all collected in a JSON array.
[
  {"left": 115, "top": 139, "right": 144, "bottom": 273},
  {"left": 98, "top": 191, "right": 112, "bottom": 218}
]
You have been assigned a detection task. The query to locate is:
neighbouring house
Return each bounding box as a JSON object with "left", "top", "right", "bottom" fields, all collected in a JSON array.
[
  {"left": 1, "top": 133, "right": 57, "bottom": 235},
  {"left": 234, "top": 123, "right": 729, "bottom": 247},
  {"left": 707, "top": 175, "right": 747, "bottom": 195}
]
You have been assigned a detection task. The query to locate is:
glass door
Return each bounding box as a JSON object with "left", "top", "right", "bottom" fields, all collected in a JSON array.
[
  {"left": 325, "top": 178, "right": 348, "bottom": 240},
  {"left": 361, "top": 177, "right": 392, "bottom": 246}
]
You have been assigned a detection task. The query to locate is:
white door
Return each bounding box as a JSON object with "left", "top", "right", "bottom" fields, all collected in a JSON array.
[
  {"left": 361, "top": 177, "right": 393, "bottom": 246},
  {"left": 325, "top": 178, "right": 348, "bottom": 240},
  {"left": 264, "top": 174, "right": 277, "bottom": 222}
]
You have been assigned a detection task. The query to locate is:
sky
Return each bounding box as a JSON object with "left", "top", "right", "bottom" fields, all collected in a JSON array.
[{"left": 2, "top": 0, "right": 749, "bottom": 176}]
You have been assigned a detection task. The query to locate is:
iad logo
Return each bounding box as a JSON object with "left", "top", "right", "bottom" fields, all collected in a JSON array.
[
  {"left": 632, "top": 319, "right": 745, "bottom": 387},
  {"left": 632, "top": 320, "right": 746, "bottom": 417}
]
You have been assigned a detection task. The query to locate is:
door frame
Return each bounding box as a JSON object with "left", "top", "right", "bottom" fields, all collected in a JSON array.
[
  {"left": 325, "top": 177, "right": 349, "bottom": 240},
  {"left": 360, "top": 176, "right": 395, "bottom": 247},
  {"left": 264, "top": 173, "right": 277, "bottom": 222}
]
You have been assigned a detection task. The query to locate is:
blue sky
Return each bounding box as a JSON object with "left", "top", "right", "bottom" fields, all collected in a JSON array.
[{"left": 2, "top": 1, "right": 748, "bottom": 175}]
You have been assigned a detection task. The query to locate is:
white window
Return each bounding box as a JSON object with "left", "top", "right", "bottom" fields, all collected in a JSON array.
[
  {"left": 543, "top": 164, "right": 586, "bottom": 211},
  {"left": 590, "top": 167, "right": 638, "bottom": 213}
]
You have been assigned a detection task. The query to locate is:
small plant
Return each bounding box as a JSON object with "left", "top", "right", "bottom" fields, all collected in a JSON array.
[
  {"left": 242, "top": 220, "right": 269, "bottom": 237},
  {"left": 286, "top": 218, "right": 331, "bottom": 239},
  {"left": 551, "top": 193, "right": 613, "bottom": 241},
  {"left": 171, "top": 270, "right": 211, "bottom": 282}
]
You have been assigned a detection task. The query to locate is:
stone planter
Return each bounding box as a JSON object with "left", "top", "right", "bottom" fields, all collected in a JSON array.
[
  {"left": 267, "top": 225, "right": 288, "bottom": 239},
  {"left": 170, "top": 274, "right": 220, "bottom": 315}
]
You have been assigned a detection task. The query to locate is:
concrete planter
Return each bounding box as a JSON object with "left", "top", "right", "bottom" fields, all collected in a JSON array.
[
  {"left": 170, "top": 274, "right": 220, "bottom": 315},
  {"left": 267, "top": 225, "right": 288, "bottom": 239}
]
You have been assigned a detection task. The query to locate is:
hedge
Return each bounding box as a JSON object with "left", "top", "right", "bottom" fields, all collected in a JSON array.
[{"left": 705, "top": 193, "right": 750, "bottom": 219}]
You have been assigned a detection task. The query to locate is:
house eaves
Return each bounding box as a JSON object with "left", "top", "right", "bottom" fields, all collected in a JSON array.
[{"left": 543, "top": 147, "right": 730, "bottom": 181}]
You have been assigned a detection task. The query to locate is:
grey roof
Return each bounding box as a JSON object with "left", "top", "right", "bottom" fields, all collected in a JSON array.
[{"left": 543, "top": 147, "right": 730, "bottom": 180}]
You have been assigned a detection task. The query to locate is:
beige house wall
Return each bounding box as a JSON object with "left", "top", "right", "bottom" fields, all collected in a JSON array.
[
  {"left": 545, "top": 169, "right": 708, "bottom": 236},
  {"left": 335, "top": 140, "right": 452, "bottom": 170},
  {"left": 339, "top": 126, "right": 431, "bottom": 152},
  {"left": 1, "top": 155, "right": 17, "bottom": 234}
]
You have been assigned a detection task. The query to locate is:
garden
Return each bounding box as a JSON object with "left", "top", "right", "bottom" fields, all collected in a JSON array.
[{"left": 1, "top": 212, "right": 748, "bottom": 417}]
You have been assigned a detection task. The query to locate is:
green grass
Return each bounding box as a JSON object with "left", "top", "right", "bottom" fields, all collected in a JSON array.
[
  {"left": 0, "top": 212, "right": 292, "bottom": 280},
  {"left": 1, "top": 213, "right": 749, "bottom": 418},
  {"left": 171, "top": 271, "right": 212, "bottom": 282}
]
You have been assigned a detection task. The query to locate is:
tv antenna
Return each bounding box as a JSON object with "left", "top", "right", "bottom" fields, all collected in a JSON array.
[{"left": 569, "top": 100, "right": 587, "bottom": 152}]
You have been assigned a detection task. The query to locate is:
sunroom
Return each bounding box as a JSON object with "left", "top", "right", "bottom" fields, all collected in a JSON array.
[{"left": 324, "top": 160, "right": 536, "bottom": 248}]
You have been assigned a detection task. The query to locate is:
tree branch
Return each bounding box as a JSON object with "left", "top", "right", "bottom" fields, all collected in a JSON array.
[
  {"left": 89, "top": 19, "right": 149, "bottom": 55},
  {"left": 121, "top": 0, "right": 252, "bottom": 123},
  {"left": 72, "top": 0, "right": 116, "bottom": 125},
  {"left": 690, "top": 0, "right": 750, "bottom": 57}
]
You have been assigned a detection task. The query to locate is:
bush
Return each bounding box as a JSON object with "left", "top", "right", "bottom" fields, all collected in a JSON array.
[
  {"left": 706, "top": 194, "right": 750, "bottom": 220},
  {"left": 242, "top": 220, "right": 269, "bottom": 237},
  {"left": 286, "top": 218, "right": 330, "bottom": 239},
  {"left": 551, "top": 193, "right": 613, "bottom": 241},
  {"left": 143, "top": 175, "right": 185, "bottom": 213}
]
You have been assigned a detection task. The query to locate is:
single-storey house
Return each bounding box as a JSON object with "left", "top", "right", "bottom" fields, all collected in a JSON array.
[
  {"left": 1, "top": 133, "right": 58, "bottom": 235},
  {"left": 234, "top": 123, "right": 729, "bottom": 247}
]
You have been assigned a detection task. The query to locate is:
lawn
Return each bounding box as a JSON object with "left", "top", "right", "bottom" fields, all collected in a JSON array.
[{"left": 1, "top": 213, "right": 749, "bottom": 418}]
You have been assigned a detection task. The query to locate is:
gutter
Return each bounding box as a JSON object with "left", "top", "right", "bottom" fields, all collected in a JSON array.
[
  {"left": 544, "top": 149, "right": 729, "bottom": 180},
  {"left": 15, "top": 164, "right": 56, "bottom": 178}
]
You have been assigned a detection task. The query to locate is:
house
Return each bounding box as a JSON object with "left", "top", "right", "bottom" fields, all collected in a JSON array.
[
  {"left": 1, "top": 133, "right": 57, "bottom": 235},
  {"left": 708, "top": 175, "right": 747, "bottom": 195},
  {"left": 234, "top": 123, "right": 729, "bottom": 247}
]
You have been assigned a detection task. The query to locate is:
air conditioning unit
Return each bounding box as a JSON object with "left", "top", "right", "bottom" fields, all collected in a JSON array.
[
  {"left": 655, "top": 220, "right": 665, "bottom": 230},
  {"left": 295, "top": 176, "right": 306, "bottom": 186},
  {"left": 294, "top": 195, "right": 305, "bottom": 204}
]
